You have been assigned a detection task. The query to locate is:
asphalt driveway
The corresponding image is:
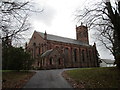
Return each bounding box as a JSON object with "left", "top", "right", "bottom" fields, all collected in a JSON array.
[{"left": 23, "top": 69, "right": 74, "bottom": 88}]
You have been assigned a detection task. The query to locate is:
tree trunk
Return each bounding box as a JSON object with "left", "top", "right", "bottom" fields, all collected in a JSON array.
[{"left": 106, "top": 1, "right": 120, "bottom": 68}]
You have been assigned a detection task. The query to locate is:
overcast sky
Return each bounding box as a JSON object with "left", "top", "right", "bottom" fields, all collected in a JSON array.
[{"left": 26, "top": 0, "right": 114, "bottom": 60}]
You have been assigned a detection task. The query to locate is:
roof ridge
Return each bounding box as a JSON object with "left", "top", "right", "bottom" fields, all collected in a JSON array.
[
  {"left": 36, "top": 31, "right": 77, "bottom": 41},
  {"left": 36, "top": 31, "right": 90, "bottom": 46}
]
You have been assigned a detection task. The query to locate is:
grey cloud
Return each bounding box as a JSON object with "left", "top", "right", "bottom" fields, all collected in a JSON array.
[{"left": 30, "top": 4, "right": 56, "bottom": 26}]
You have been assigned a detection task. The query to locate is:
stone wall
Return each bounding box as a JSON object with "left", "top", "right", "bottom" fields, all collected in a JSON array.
[{"left": 27, "top": 31, "right": 99, "bottom": 69}]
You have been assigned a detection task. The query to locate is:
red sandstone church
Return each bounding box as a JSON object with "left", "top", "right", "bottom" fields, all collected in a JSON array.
[{"left": 26, "top": 25, "right": 99, "bottom": 69}]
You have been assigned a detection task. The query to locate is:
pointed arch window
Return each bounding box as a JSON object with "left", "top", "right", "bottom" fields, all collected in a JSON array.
[
  {"left": 38, "top": 44, "right": 41, "bottom": 54},
  {"left": 82, "top": 50, "right": 85, "bottom": 62},
  {"left": 74, "top": 49, "right": 77, "bottom": 62},
  {"left": 33, "top": 42, "right": 36, "bottom": 46},
  {"left": 58, "top": 58, "right": 61, "bottom": 65},
  {"left": 64, "top": 48, "right": 69, "bottom": 60},
  {"left": 89, "top": 50, "right": 91, "bottom": 62},
  {"left": 49, "top": 57, "right": 53, "bottom": 65}
]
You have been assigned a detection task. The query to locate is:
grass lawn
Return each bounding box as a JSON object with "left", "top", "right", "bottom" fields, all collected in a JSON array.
[
  {"left": 63, "top": 67, "right": 120, "bottom": 88},
  {"left": 2, "top": 70, "right": 35, "bottom": 88}
]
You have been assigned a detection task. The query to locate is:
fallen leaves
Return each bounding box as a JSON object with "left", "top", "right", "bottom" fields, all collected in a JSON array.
[
  {"left": 62, "top": 71, "right": 85, "bottom": 88},
  {"left": 2, "top": 72, "right": 36, "bottom": 88}
]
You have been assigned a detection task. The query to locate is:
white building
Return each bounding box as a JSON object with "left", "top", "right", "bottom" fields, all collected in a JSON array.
[{"left": 100, "top": 59, "right": 116, "bottom": 67}]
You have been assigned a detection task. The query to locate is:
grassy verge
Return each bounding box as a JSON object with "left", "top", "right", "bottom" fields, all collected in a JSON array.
[
  {"left": 63, "top": 67, "right": 120, "bottom": 88},
  {"left": 2, "top": 70, "right": 35, "bottom": 88}
]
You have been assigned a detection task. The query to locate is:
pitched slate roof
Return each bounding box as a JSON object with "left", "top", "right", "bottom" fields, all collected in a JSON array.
[
  {"left": 41, "top": 49, "right": 53, "bottom": 57},
  {"left": 37, "top": 31, "right": 90, "bottom": 46},
  {"left": 101, "top": 59, "right": 115, "bottom": 64}
]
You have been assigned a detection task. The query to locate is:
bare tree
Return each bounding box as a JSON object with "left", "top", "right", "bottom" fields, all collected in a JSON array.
[
  {"left": 75, "top": 0, "right": 120, "bottom": 68},
  {"left": 1, "top": 0, "right": 43, "bottom": 70},
  {"left": 0, "top": 0, "right": 43, "bottom": 47}
]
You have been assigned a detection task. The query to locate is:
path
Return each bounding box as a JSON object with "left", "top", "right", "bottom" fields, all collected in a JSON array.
[{"left": 23, "top": 69, "right": 74, "bottom": 88}]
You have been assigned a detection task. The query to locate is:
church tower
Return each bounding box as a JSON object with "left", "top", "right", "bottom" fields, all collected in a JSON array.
[{"left": 76, "top": 23, "right": 89, "bottom": 44}]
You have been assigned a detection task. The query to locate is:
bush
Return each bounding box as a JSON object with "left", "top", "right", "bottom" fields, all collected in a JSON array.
[{"left": 2, "top": 46, "right": 34, "bottom": 70}]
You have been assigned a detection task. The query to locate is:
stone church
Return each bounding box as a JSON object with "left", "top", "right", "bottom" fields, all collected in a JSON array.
[{"left": 26, "top": 24, "right": 99, "bottom": 69}]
